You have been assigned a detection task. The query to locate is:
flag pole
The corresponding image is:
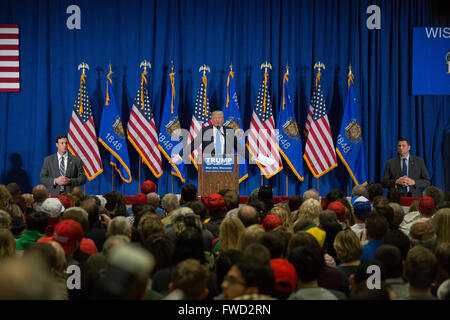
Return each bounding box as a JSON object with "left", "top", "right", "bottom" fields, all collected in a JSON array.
[
  {"left": 111, "top": 166, "right": 114, "bottom": 191},
  {"left": 138, "top": 156, "right": 141, "bottom": 193},
  {"left": 171, "top": 174, "right": 174, "bottom": 194},
  {"left": 317, "top": 177, "right": 320, "bottom": 196},
  {"left": 286, "top": 172, "right": 288, "bottom": 196}
]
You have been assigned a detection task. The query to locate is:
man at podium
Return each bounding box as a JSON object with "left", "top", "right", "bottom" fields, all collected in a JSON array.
[{"left": 171, "top": 110, "right": 249, "bottom": 163}]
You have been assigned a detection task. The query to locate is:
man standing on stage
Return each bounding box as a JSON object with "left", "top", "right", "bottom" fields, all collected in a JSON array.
[
  {"left": 382, "top": 138, "right": 430, "bottom": 197},
  {"left": 40, "top": 135, "right": 86, "bottom": 194}
]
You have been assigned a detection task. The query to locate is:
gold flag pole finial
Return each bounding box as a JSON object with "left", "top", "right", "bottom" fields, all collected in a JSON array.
[
  {"left": 260, "top": 62, "right": 272, "bottom": 113},
  {"left": 199, "top": 65, "right": 210, "bottom": 113},
  {"left": 139, "top": 60, "right": 151, "bottom": 109},
  {"left": 313, "top": 61, "right": 325, "bottom": 88},
  {"left": 348, "top": 64, "right": 354, "bottom": 87},
  {"left": 199, "top": 64, "right": 210, "bottom": 76},
  {"left": 230, "top": 62, "right": 233, "bottom": 72},
  {"left": 77, "top": 62, "right": 89, "bottom": 114},
  {"left": 77, "top": 62, "right": 89, "bottom": 75},
  {"left": 140, "top": 60, "right": 151, "bottom": 72},
  {"left": 286, "top": 63, "right": 290, "bottom": 74},
  {"left": 260, "top": 61, "right": 272, "bottom": 73},
  {"left": 171, "top": 60, "right": 174, "bottom": 73}
]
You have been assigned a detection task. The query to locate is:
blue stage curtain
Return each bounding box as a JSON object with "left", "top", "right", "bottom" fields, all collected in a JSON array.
[{"left": 0, "top": 0, "right": 449, "bottom": 196}]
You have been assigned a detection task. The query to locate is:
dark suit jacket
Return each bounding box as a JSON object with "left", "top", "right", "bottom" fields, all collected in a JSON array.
[
  {"left": 40, "top": 153, "right": 86, "bottom": 194},
  {"left": 381, "top": 155, "right": 430, "bottom": 197},
  {"left": 180, "top": 125, "right": 249, "bottom": 160}
]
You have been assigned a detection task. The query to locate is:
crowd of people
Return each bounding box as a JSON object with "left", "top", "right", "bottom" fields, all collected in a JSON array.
[{"left": 0, "top": 180, "right": 449, "bottom": 300}]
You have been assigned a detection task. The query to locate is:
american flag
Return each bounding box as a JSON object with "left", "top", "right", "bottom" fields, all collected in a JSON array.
[
  {"left": 127, "top": 71, "right": 162, "bottom": 178},
  {"left": 68, "top": 73, "right": 103, "bottom": 180},
  {"left": 188, "top": 74, "right": 211, "bottom": 169},
  {"left": 246, "top": 72, "right": 283, "bottom": 178},
  {"left": 303, "top": 75, "right": 337, "bottom": 178},
  {"left": 0, "top": 24, "right": 20, "bottom": 92}
]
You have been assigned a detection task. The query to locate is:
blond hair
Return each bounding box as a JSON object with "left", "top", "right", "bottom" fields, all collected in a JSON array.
[
  {"left": 333, "top": 229, "right": 363, "bottom": 262},
  {"left": 270, "top": 206, "right": 290, "bottom": 227},
  {"left": 432, "top": 208, "right": 450, "bottom": 245},
  {"left": 237, "top": 224, "right": 265, "bottom": 252},
  {"left": 298, "top": 198, "right": 322, "bottom": 224},
  {"left": 0, "top": 229, "right": 16, "bottom": 259},
  {"left": 219, "top": 216, "right": 245, "bottom": 252}
]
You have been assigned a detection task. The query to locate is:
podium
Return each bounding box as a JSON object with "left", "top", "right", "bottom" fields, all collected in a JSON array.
[{"left": 198, "top": 154, "right": 239, "bottom": 196}]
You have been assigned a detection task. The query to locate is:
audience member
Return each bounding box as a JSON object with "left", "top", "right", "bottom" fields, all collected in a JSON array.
[
  {"left": 297, "top": 198, "right": 322, "bottom": 224},
  {"left": 333, "top": 229, "right": 362, "bottom": 281},
  {"left": 269, "top": 206, "right": 290, "bottom": 227},
  {"left": 141, "top": 180, "right": 157, "bottom": 194},
  {"left": 400, "top": 196, "right": 435, "bottom": 236},
  {"left": 223, "top": 190, "right": 240, "bottom": 211},
  {"left": 32, "top": 184, "right": 49, "bottom": 211},
  {"left": 0, "top": 229, "right": 17, "bottom": 259},
  {"left": 0, "top": 209, "right": 11, "bottom": 229},
  {"left": 258, "top": 185, "right": 274, "bottom": 212},
  {"left": 389, "top": 202, "right": 404, "bottom": 229},
  {"left": 349, "top": 259, "right": 391, "bottom": 300},
  {"left": 435, "top": 242, "right": 450, "bottom": 299},
  {"left": 237, "top": 205, "right": 259, "bottom": 227},
  {"left": 367, "top": 183, "right": 384, "bottom": 203},
  {"left": 180, "top": 184, "right": 197, "bottom": 205},
  {"left": 103, "top": 191, "right": 127, "bottom": 217},
  {"left": 401, "top": 245, "right": 438, "bottom": 300},
  {"left": 409, "top": 220, "right": 437, "bottom": 252},
  {"left": 374, "top": 244, "right": 408, "bottom": 299},
  {"left": 431, "top": 208, "right": 450, "bottom": 245},
  {"left": 15, "top": 211, "right": 49, "bottom": 251},
  {"left": 259, "top": 230, "right": 289, "bottom": 259},
  {"left": 351, "top": 196, "right": 372, "bottom": 239},
  {"left": 288, "top": 195, "right": 304, "bottom": 212},
  {"left": 221, "top": 254, "right": 275, "bottom": 300},
  {"left": 169, "top": 258, "right": 210, "bottom": 299},
  {"left": 60, "top": 207, "right": 98, "bottom": 255},
  {"left": 351, "top": 185, "right": 367, "bottom": 198},
  {"left": 360, "top": 214, "right": 389, "bottom": 261},
  {"left": 213, "top": 215, "right": 245, "bottom": 256},
  {"left": 387, "top": 188, "right": 402, "bottom": 204},
  {"left": 214, "top": 250, "right": 242, "bottom": 297},
  {"left": 270, "top": 258, "right": 298, "bottom": 300},
  {"left": 236, "top": 224, "right": 265, "bottom": 252},
  {"left": 303, "top": 189, "right": 320, "bottom": 201},
  {"left": 203, "top": 193, "right": 227, "bottom": 238},
  {"left": 423, "top": 186, "right": 444, "bottom": 209},
  {"left": 40, "top": 198, "right": 65, "bottom": 236},
  {"left": 288, "top": 246, "right": 338, "bottom": 300}
]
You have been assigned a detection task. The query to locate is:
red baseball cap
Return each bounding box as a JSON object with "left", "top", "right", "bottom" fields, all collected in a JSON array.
[
  {"left": 419, "top": 196, "right": 435, "bottom": 216},
  {"left": 38, "top": 219, "right": 84, "bottom": 255},
  {"left": 57, "top": 195, "right": 72, "bottom": 209},
  {"left": 206, "top": 193, "right": 226, "bottom": 213},
  {"left": 134, "top": 192, "right": 148, "bottom": 205},
  {"left": 141, "top": 180, "right": 156, "bottom": 194},
  {"left": 262, "top": 214, "right": 283, "bottom": 231},
  {"left": 270, "top": 258, "right": 298, "bottom": 293},
  {"left": 327, "top": 201, "right": 346, "bottom": 220}
]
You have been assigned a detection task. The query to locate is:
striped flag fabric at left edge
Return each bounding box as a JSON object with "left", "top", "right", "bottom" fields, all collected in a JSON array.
[
  {"left": 0, "top": 24, "right": 20, "bottom": 92},
  {"left": 68, "top": 71, "right": 103, "bottom": 180}
]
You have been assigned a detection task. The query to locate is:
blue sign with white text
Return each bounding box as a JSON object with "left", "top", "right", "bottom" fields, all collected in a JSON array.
[
  {"left": 203, "top": 156, "right": 234, "bottom": 172},
  {"left": 412, "top": 27, "right": 450, "bottom": 95}
]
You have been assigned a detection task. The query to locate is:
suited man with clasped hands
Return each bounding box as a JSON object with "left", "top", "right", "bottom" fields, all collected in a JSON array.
[
  {"left": 381, "top": 138, "right": 430, "bottom": 197},
  {"left": 40, "top": 135, "right": 86, "bottom": 194}
]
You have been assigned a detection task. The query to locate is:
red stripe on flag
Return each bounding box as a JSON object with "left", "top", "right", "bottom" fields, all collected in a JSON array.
[
  {"left": 0, "top": 67, "right": 19, "bottom": 72},
  {"left": 0, "top": 56, "right": 19, "bottom": 61},
  {"left": 0, "top": 78, "right": 19, "bottom": 82},
  {"left": 0, "top": 34, "right": 19, "bottom": 39}
]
